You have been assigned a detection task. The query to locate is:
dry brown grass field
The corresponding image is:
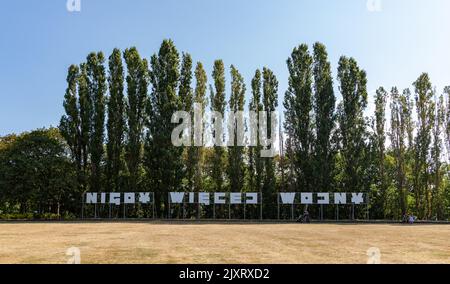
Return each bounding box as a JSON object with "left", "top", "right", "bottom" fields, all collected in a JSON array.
[{"left": 0, "top": 222, "right": 449, "bottom": 264}]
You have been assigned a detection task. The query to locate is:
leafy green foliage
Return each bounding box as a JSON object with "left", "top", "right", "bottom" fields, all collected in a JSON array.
[
  {"left": 336, "top": 56, "right": 368, "bottom": 193},
  {"left": 0, "top": 129, "right": 78, "bottom": 216},
  {"left": 106, "top": 48, "right": 125, "bottom": 192},
  {"left": 2, "top": 40, "right": 448, "bottom": 220},
  {"left": 210, "top": 60, "right": 226, "bottom": 192},
  {"left": 283, "top": 44, "right": 313, "bottom": 192},
  {"left": 145, "top": 40, "right": 183, "bottom": 217},
  {"left": 227, "top": 65, "right": 246, "bottom": 193}
]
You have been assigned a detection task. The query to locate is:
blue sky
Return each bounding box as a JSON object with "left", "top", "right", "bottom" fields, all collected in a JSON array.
[{"left": 1, "top": 0, "right": 450, "bottom": 135}]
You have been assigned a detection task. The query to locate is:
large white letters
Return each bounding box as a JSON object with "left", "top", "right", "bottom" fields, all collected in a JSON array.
[
  {"left": 278, "top": 192, "right": 365, "bottom": 205},
  {"left": 84, "top": 192, "right": 364, "bottom": 206},
  {"left": 300, "top": 193, "right": 313, "bottom": 204},
  {"left": 280, "top": 193, "right": 296, "bottom": 204},
  {"left": 86, "top": 193, "right": 97, "bottom": 204},
  {"left": 110, "top": 193, "right": 121, "bottom": 205},
  {"left": 317, "top": 193, "right": 329, "bottom": 204},
  {"left": 124, "top": 193, "right": 135, "bottom": 204},
  {"left": 214, "top": 193, "right": 226, "bottom": 204},
  {"left": 86, "top": 192, "right": 154, "bottom": 205},
  {"left": 245, "top": 193, "right": 258, "bottom": 204},
  {"left": 170, "top": 192, "right": 185, "bottom": 203},
  {"left": 199, "top": 192, "right": 210, "bottom": 205},
  {"left": 139, "top": 192, "right": 151, "bottom": 204},
  {"left": 334, "top": 193, "right": 347, "bottom": 204},
  {"left": 351, "top": 193, "right": 364, "bottom": 205}
]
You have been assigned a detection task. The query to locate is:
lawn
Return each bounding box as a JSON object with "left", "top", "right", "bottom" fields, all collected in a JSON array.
[{"left": 0, "top": 222, "right": 449, "bottom": 264}]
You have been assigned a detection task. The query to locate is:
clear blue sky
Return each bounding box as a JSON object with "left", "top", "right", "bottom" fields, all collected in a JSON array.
[{"left": 1, "top": 0, "right": 450, "bottom": 135}]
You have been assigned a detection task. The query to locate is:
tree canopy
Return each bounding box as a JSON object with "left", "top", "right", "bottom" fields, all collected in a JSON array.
[{"left": 1, "top": 40, "right": 449, "bottom": 220}]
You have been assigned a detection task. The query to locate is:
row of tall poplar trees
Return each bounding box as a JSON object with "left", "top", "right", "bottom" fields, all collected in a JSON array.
[{"left": 59, "top": 39, "right": 450, "bottom": 219}]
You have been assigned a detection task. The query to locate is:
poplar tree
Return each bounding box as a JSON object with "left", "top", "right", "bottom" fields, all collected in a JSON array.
[
  {"left": 227, "top": 65, "right": 246, "bottom": 193},
  {"left": 191, "top": 62, "right": 208, "bottom": 192},
  {"left": 403, "top": 89, "right": 415, "bottom": 151},
  {"left": 412, "top": 73, "right": 435, "bottom": 218},
  {"left": 124, "top": 47, "right": 148, "bottom": 192},
  {"left": 209, "top": 60, "right": 226, "bottom": 192},
  {"left": 283, "top": 44, "right": 313, "bottom": 192},
  {"left": 444, "top": 87, "right": 450, "bottom": 163},
  {"left": 145, "top": 40, "right": 182, "bottom": 217},
  {"left": 86, "top": 52, "right": 107, "bottom": 192},
  {"left": 59, "top": 65, "right": 88, "bottom": 194},
  {"left": 431, "top": 93, "right": 445, "bottom": 218},
  {"left": 179, "top": 53, "right": 193, "bottom": 111},
  {"left": 179, "top": 53, "right": 195, "bottom": 191},
  {"left": 60, "top": 65, "right": 81, "bottom": 170},
  {"left": 390, "top": 87, "right": 408, "bottom": 216},
  {"left": 78, "top": 63, "right": 91, "bottom": 183},
  {"left": 106, "top": 48, "right": 125, "bottom": 192},
  {"left": 262, "top": 67, "right": 278, "bottom": 217},
  {"left": 403, "top": 88, "right": 415, "bottom": 214},
  {"left": 59, "top": 62, "right": 94, "bottom": 193},
  {"left": 248, "top": 70, "right": 264, "bottom": 193},
  {"left": 373, "top": 87, "right": 387, "bottom": 216},
  {"left": 312, "top": 42, "right": 335, "bottom": 192},
  {"left": 336, "top": 56, "right": 368, "bottom": 193}
]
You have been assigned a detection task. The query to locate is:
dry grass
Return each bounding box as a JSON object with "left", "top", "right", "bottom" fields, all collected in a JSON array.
[{"left": 0, "top": 222, "right": 449, "bottom": 264}]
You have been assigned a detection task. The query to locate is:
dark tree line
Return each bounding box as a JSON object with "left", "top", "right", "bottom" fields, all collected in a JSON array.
[{"left": 1, "top": 39, "right": 449, "bottom": 220}]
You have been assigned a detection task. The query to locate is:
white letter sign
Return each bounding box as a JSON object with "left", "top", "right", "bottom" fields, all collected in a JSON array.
[
  {"left": 214, "top": 193, "right": 226, "bottom": 204},
  {"left": 280, "top": 193, "right": 296, "bottom": 204},
  {"left": 230, "top": 193, "right": 242, "bottom": 204},
  {"left": 109, "top": 192, "right": 121, "bottom": 205}
]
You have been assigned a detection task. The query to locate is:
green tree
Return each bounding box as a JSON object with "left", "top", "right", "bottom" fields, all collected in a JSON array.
[
  {"left": 59, "top": 65, "right": 82, "bottom": 173},
  {"left": 227, "top": 65, "right": 246, "bottom": 193},
  {"left": 431, "top": 93, "right": 445, "bottom": 218},
  {"left": 283, "top": 44, "right": 313, "bottom": 192},
  {"left": 145, "top": 40, "right": 182, "bottom": 217},
  {"left": 179, "top": 53, "right": 195, "bottom": 192},
  {"left": 401, "top": 89, "right": 415, "bottom": 151},
  {"left": 78, "top": 63, "right": 92, "bottom": 188},
  {"left": 124, "top": 47, "right": 148, "bottom": 192},
  {"left": 312, "top": 42, "right": 336, "bottom": 192},
  {"left": 412, "top": 73, "right": 435, "bottom": 219},
  {"left": 444, "top": 87, "right": 450, "bottom": 163},
  {"left": 59, "top": 64, "right": 90, "bottom": 192},
  {"left": 209, "top": 60, "right": 226, "bottom": 192},
  {"left": 191, "top": 62, "right": 208, "bottom": 192},
  {"left": 106, "top": 48, "right": 125, "bottom": 192},
  {"left": 373, "top": 87, "right": 388, "bottom": 216},
  {"left": 86, "top": 52, "right": 107, "bottom": 192},
  {"left": 336, "top": 56, "right": 368, "bottom": 194},
  {"left": 248, "top": 70, "right": 264, "bottom": 194},
  {"left": 402, "top": 88, "right": 415, "bottom": 215},
  {"left": 389, "top": 87, "right": 410, "bottom": 217},
  {"left": 0, "top": 129, "right": 77, "bottom": 215},
  {"left": 262, "top": 67, "right": 278, "bottom": 217}
]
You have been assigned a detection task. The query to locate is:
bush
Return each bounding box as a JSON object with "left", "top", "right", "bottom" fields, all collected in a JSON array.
[
  {"left": 0, "top": 213, "right": 34, "bottom": 220},
  {"left": 61, "top": 211, "right": 77, "bottom": 220},
  {"left": 35, "top": 213, "right": 60, "bottom": 220},
  {"left": 0, "top": 212, "right": 72, "bottom": 220}
]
